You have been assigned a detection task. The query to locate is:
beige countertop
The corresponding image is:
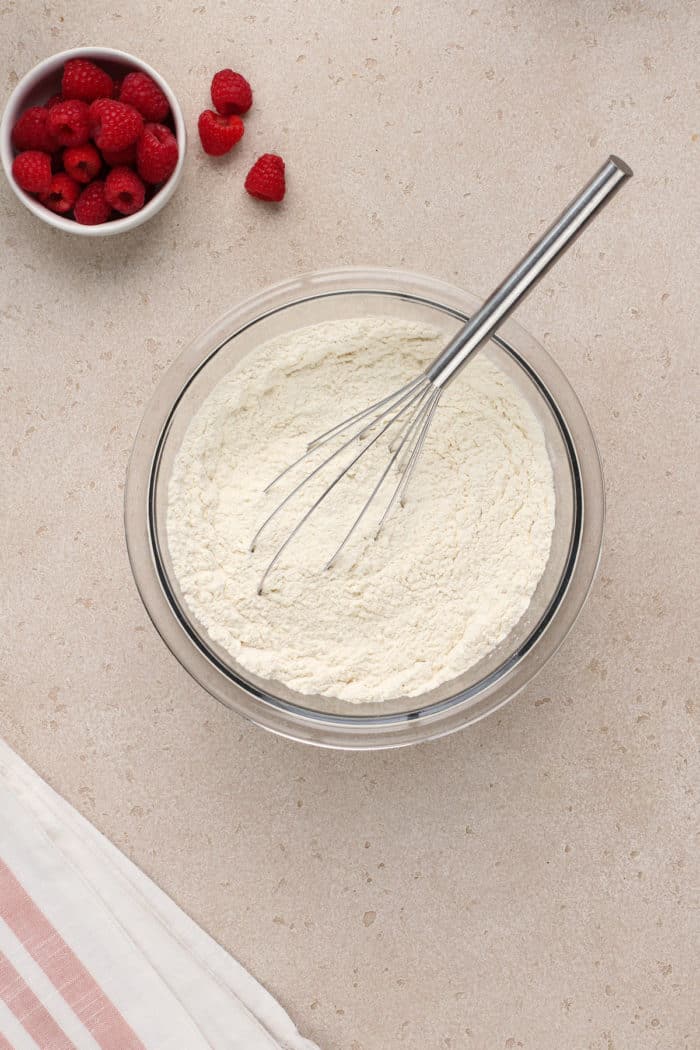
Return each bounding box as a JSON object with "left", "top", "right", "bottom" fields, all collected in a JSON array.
[{"left": 1, "top": 2, "right": 697, "bottom": 1048}]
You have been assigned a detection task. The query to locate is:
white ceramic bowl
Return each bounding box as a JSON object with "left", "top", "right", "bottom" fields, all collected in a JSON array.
[{"left": 0, "top": 46, "right": 186, "bottom": 236}]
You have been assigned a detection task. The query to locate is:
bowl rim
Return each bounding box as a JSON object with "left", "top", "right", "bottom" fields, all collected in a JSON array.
[
  {"left": 0, "top": 46, "right": 186, "bottom": 236},
  {"left": 124, "top": 266, "right": 605, "bottom": 750}
]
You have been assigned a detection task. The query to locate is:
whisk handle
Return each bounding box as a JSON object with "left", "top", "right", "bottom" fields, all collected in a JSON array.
[{"left": 426, "top": 155, "right": 632, "bottom": 388}]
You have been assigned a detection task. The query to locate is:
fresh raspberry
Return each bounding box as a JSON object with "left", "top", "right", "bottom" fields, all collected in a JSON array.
[
  {"left": 101, "top": 142, "right": 137, "bottom": 166},
  {"left": 12, "top": 150, "right": 52, "bottom": 195},
  {"left": 74, "top": 180, "right": 111, "bottom": 224},
  {"left": 136, "top": 122, "right": 179, "bottom": 183},
  {"left": 11, "top": 106, "right": 59, "bottom": 152},
  {"left": 47, "top": 99, "right": 90, "bottom": 147},
  {"left": 39, "top": 172, "right": 80, "bottom": 215},
  {"left": 45, "top": 94, "right": 63, "bottom": 110},
  {"left": 244, "top": 153, "right": 285, "bottom": 202},
  {"left": 89, "top": 98, "right": 143, "bottom": 152},
  {"left": 61, "top": 58, "right": 114, "bottom": 103},
  {"left": 119, "top": 71, "right": 170, "bottom": 122},
  {"left": 210, "top": 69, "right": 252, "bottom": 116},
  {"left": 197, "top": 109, "right": 244, "bottom": 156},
  {"left": 104, "top": 166, "right": 146, "bottom": 215},
  {"left": 63, "top": 143, "right": 101, "bottom": 183}
]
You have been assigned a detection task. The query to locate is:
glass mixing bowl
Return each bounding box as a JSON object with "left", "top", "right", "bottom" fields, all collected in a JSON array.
[{"left": 125, "top": 267, "right": 604, "bottom": 749}]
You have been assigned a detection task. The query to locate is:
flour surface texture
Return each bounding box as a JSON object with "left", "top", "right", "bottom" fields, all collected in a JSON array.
[{"left": 166, "top": 317, "right": 555, "bottom": 703}]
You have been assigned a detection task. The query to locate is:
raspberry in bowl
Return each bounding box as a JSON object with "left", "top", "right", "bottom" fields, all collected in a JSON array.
[{"left": 0, "top": 47, "right": 185, "bottom": 235}]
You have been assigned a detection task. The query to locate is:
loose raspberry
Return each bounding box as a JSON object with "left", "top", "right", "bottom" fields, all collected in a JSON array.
[
  {"left": 74, "top": 180, "right": 111, "bottom": 224},
  {"left": 119, "top": 71, "right": 170, "bottom": 122},
  {"left": 101, "top": 142, "right": 137, "bottom": 166},
  {"left": 39, "top": 172, "right": 80, "bottom": 215},
  {"left": 45, "top": 94, "right": 63, "bottom": 110},
  {"left": 63, "top": 143, "right": 101, "bottom": 183},
  {"left": 12, "top": 150, "right": 52, "bottom": 195},
  {"left": 211, "top": 69, "right": 252, "bottom": 116},
  {"left": 104, "top": 166, "right": 146, "bottom": 215},
  {"left": 136, "top": 122, "right": 179, "bottom": 183},
  {"left": 244, "top": 153, "right": 285, "bottom": 202},
  {"left": 47, "top": 100, "right": 90, "bottom": 147},
  {"left": 62, "top": 58, "right": 114, "bottom": 103},
  {"left": 11, "top": 106, "right": 57, "bottom": 152},
  {"left": 197, "top": 110, "right": 244, "bottom": 156},
  {"left": 89, "top": 99, "right": 143, "bottom": 152}
]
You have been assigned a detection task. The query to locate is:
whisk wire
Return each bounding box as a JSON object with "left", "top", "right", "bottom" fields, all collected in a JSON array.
[
  {"left": 252, "top": 378, "right": 431, "bottom": 553},
  {"left": 391, "top": 390, "right": 441, "bottom": 509},
  {"left": 324, "top": 385, "right": 440, "bottom": 570},
  {"left": 255, "top": 380, "right": 432, "bottom": 594},
  {"left": 306, "top": 375, "right": 425, "bottom": 452},
  {"left": 263, "top": 376, "right": 428, "bottom": 496}
]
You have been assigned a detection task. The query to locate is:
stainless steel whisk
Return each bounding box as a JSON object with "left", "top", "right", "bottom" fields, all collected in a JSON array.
[{"left": 252, "top": 156, "right": 632, "bottom": 593}]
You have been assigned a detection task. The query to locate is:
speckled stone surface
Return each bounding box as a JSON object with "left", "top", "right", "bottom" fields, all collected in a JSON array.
[{"left": 1, "top": 3, "right": 697, "bottom": 1049}]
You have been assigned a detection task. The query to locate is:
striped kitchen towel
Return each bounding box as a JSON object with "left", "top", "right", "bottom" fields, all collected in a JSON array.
[{"left": 0, "top": 738, "right": 319, "bottom": 1050}]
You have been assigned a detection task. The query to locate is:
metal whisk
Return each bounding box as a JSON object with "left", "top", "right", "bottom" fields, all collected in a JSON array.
[{"left": 252, "top": 156, "right": 632, "bottom": 593}]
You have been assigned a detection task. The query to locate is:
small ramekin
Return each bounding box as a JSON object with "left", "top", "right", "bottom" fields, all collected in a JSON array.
[{"left": 0, "top": 46, "right": 186, "bottom": 236}]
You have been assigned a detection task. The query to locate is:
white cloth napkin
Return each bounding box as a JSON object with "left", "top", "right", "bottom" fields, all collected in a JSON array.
[{"left": 0, "top": 738, "right": 319, "bottom": 1050}]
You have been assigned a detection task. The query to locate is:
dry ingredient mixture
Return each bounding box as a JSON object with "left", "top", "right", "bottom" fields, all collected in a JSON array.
[{"left": 166, "top": 316, "right": 555, "bottom": 703}]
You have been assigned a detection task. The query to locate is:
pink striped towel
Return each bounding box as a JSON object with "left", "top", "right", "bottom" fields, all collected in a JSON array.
[{"left": 0, "top": 739, "right": 319, "bottom": 1050}]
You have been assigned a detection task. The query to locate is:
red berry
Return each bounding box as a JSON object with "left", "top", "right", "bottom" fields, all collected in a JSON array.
[
  {"left": 104, "top": 166, "right": 146, "bottom": 215},
  {"left": 211, "top": 69, "right": 252, "bottom": 116},
  {"left": 47, "top": 99, "right": 90, "bottom": 147},
  {"left": 11, "top": 106, "right": 57, "bottom": 152},
  {"left": 244, "top": 153, "right": 285, "bottom": 202},
  {"left": 45, "top": 94, "right": 63, "bottom": 110},
  {"left": 12, "top": 150, "right": 52, "bottom": 195},
  {"left": 74, "top": 180, "right": 111, "bottom": 224},
  {"left": 136, "top": 122, "right": 179, "bottom": 183},
  {"left": 197, "top": 109, "right": 244, "bottom": 156},
  {"left": 39, "top": 172, "right": 80, "bottom": 215},
  {"left": 63, "top": 143, "right": 101, "bottom": 183},
  {"left": 89, "top": 99, "right": 143, "bottom": 152},
  {"left": 101, "top": 142, "right": 137, "bottom": 166},
  {"left": 62, "top": 58, "right": 114, "bottom": 103},
  {"left": 119, "top": 71, "right": 170, "bottom": 122}
]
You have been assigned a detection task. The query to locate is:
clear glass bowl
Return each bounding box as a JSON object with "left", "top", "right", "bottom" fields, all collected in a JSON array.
[{"left": 125, "top": 268, "right": 604, "bottom": 749}]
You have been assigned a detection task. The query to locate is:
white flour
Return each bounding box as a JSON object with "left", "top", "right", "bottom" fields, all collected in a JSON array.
[{"left": 166, "top": 316, "right": 555, "bottom": 702}]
